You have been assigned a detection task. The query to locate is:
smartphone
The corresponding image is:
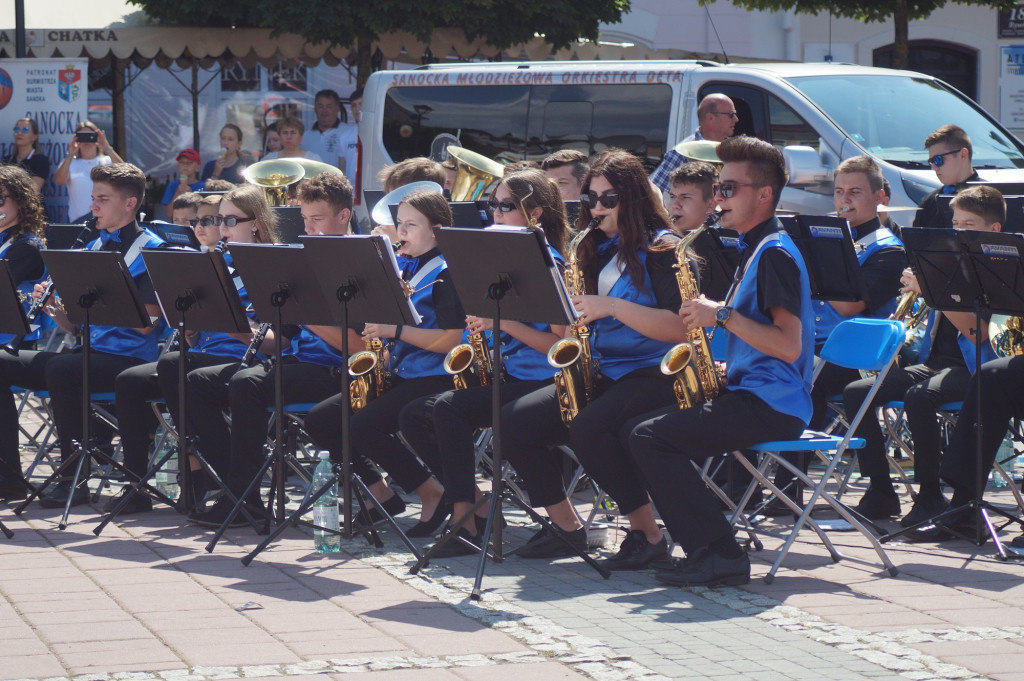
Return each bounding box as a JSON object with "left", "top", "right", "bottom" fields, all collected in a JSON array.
[{"left": 76, "top": 131, "right": 98, "bottom": 143}]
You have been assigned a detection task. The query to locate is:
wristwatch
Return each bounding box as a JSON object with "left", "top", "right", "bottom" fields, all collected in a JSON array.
[{"left": 715, "top": 306, "right": 733, "bottom": 328}]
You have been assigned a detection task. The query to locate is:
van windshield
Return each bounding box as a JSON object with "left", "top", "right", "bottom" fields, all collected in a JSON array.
[{"left": 787, "top": 74, "right": 1024, "bottom": 170}]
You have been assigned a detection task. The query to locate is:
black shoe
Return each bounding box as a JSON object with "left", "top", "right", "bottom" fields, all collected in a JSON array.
[
  {"left": 1011, "top": 534, "right": 1024, "bottom": 549},
  {"left": 425, "top": 527, "right": 482, "bottom": 557},
  {"left": 474, "top": 513, "right": 507, "bottom": 535},
  {"left": 189, "top": 496, "right": 264, "bottom": 529},
  {"left": 905, "top": 510, "right": 984, "bottom": 543},
  {"left": 516, "top": 525, "right": 587, "bottom": 559},
  {"left": 853, "top": 486, "right": 901, "bottom": 520},
  {"left": 0, "top": 477, "right": 29, "bottom": 502},
  {"left": 102, "top": 485, "right": 154, "bottom": 515},
  {"left": 601, "top": 530, "right": 669, "bottom": 571},
  {"left": 655, "top": 547, "right": 750, "bottom": 587},
  {"left": 407, "top": 502, "right": 452, "bottom": 538},
  {"left": 354, "top": 494, "right": 407, "bottom": 528},
  {"left": 899, "top": 493, "right": 949, "bottom": 528},
  {"left": 39, "top": 480, "right": 89, "bottom": 509}
]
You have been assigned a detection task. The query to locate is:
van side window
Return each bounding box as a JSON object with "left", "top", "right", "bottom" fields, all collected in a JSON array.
[{"left": 768, "top": 94, "right": 819, "bottom": 151}]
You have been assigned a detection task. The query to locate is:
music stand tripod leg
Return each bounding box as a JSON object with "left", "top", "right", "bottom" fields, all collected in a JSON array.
[{"left": 204, "top": 452, "right": 276, "bottom": 553}]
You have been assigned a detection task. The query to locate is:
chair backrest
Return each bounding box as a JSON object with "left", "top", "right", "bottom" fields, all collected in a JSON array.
[{"left": 819, "top": 318, "right": 906, "bottom": 373}]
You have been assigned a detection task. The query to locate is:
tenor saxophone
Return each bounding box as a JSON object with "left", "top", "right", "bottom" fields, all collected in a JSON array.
[
  {"left": 444, "top": 331, "right": 492, "bottom": 389},
  {"left": 547, "top": 217, "right": 600, "bottom": 426},
  {"left": 349, "top": 338, "right": 390, "bottom": 411},
  {"left": 660, "top": 215, "right": 723, "bottom": 408}
]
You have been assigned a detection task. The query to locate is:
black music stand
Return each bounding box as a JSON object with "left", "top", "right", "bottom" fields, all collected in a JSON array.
[
  {"left": 93, "top": 249, "right": 253, "bottom": 534},
  {"left": 202, "top": 244, "right": 335, "bottom": 552},
  {"left": 238, "top": 234, "right": 422, "bottom": 566},
  {"left": 779, "top": 215, "right": 869, "bottom": 303},
  {"left": 414, "top": 227, "right": 610, "bottom": 600},
  {"left": 13, "top": 251, "right": 152, "bottom": 530},
  {"left": 882, "top": 228, "right": 1024, "bottom": 555},
  {"left": 0, "top": 261, "right": 31, "bottom": 536}
]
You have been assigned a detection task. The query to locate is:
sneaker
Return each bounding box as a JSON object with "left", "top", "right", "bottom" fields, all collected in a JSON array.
[
  {"left": 39, "top": 480, "right": 89, "bottom": 509},
  {"left": 654, "top": 547, "right": 750, "bottom": 587},
  {"left": 425, "top": 527, "right": 482, "bottom": 558},
  {"left": 102, "top": 485, "right": 153, "bottom": 515},
  {"left": 601, "top": 530, "right": 669, "bottom": 571},
  {"left": 189, "top": 496, "right": 264, "bottom": 529},
  {"left": 853, "top": 486, "right": 901, "bottom": 520},
  {"left": 516, "top": 525, "right": 587, "bottom": 559},
  {"left": 899, "top": 492, "right": 948, "bottom": 528}
]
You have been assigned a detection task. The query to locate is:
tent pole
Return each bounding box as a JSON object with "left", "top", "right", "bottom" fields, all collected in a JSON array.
[{"left": 192, "top": 62, "right": 200, "bottom": 151}]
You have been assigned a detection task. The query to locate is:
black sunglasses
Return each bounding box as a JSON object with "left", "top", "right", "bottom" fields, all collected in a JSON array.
[
  {"left": 211, "top": 215, "right": 256, "bottom": 227},
  {"left": 190, "top": 216, "right": 218, "bottom": 228},
  {"left": 928, "top": 148, "right": 963, "bottom": 167},
  {"left": 580, "top": 191, "right": 620, "bottom": 209},
  {"left": 713, "top": 181, "right": 758, "bottom": 199},
  {"left": 487, "top": 199, "right": 517, "bottom": 214}
]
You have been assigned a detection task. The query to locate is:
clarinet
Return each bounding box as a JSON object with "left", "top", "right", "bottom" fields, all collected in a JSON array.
[
  {"left": 240, "top": 323, "right": 270, "bottom": 367},
  {"left": 4, "top": 223, "right": 93, "bottom": 355}
]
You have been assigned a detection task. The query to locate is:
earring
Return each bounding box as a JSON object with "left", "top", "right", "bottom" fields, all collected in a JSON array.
[{"left": 252, "top": 230, "right": 257, "bottom": 236}]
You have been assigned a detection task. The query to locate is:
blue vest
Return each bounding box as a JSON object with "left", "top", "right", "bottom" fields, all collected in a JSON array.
[
  {"left": 590, "top": 249, "right": 676, "bottom": 381},
  {"left": 501, "top": 246, "right": 564, "bottom": 382},
  {"left": 813, "top": 225, "right": 903, "bottom": 343},
  {"left": 390, "top": 255, "right": 448, "bottom": 379},
  {"left": 0, "top": 232, "right": 47, "bottom": 345},
  {"left": 724, "top": 224, "right": 815, "bottom": 425},
  {"left": 283, "top": 326, "right": 345, "bottom": 367},
  {"left": 191, "top": 252, "right": 255, "bottom": 360},
  {"left": 84, "top": 227, "right": 167, "bottom": 361},
  {"left": 916, "top": 310, "right": 997, "bottom": 375}
]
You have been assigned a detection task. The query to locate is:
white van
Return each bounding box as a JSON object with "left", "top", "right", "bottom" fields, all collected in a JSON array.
[{"left": 355, "top": 60, "right": 1024, "bottom": 225}]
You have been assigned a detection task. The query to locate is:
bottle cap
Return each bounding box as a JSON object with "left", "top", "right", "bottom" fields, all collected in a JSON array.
[{"left": 318, "top": 451, "right": 329, "bottom": 459}]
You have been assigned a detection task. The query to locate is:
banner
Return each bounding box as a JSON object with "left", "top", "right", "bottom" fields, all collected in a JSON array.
[{"left": 0, "top": 58, "right": 89, "bottom": 223}]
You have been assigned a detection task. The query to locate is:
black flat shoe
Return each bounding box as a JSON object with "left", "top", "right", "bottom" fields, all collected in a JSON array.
[
  {"left": 601, "top": 530, "right": 669, "bottom": 571},
  {"left": 407, "top": 502, "right": 452, "bottom": 538},
  {"left": 425, "top": 527, "right": 482, "bottom": 558},
  {"left": 354, "top": 493, "right": 407, "bottom": 528}
]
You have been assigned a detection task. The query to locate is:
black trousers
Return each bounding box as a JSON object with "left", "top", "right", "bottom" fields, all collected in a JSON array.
[
  {"left": 114, "top": 351, "right": 239, "bottom": 477},
  {"left": 628, "top": 388, "right": 805, "bottom": 554},
  {"left": 502, "top": 369, "right": 676, "bottom": 510},
  {"left": 399, "top": 378, "right": 550, "bottom": 506},
  {"left": 0, "top": 349, "right": 144, "bottom": 482},
  {"left": 940, "top": 356, "right": 1024, "bottom": 498},
  {"left": 187, "top": 358, "right": 341, "bottom": 495},
  {"left": 843, "top": 361, "right": 969, "bottom": 488},
  {"left": 306, "top": 375, "right": 451, "bottom": 494}
]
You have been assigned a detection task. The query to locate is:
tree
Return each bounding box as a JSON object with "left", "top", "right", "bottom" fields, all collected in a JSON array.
[
  {"left": 703, "top": 0, "right": 1015, "bottom": 70},
  {"left": 129, "top": 0, "right": 629, "bottom": 84}
]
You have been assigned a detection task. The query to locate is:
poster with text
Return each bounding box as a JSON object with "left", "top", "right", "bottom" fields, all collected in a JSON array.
[{"left": 0, "top": 58, "right": 89, "bottom": 223}]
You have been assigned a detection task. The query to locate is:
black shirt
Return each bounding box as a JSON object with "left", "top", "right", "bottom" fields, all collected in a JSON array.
[
  {"left": 594, "top": 234, "right": 683, "bottom": 312},
  {"left": 411, "top": 247, "right": 465, "bottom": 329},
  {"left": 851, "top": 218, "right": 908, "bottom": 316},
  {"left": 0, "top": 230, "right": 44, "bottom": 284},
  {"left": 2, "top": 152, "right": 49, "bottom": 184},
  {"left": 733, "top": 218, "right": 803, "bottom": 320},
  {"left": 912, "top": 170, "right": 981, "bottom": 229},
  {"left": 926, "top": 313, "right": 967, "bottom": 369}
]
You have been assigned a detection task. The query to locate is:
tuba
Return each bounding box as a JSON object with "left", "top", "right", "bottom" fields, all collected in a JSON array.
[
  {"left": 447, "top": 146, "right": 504, "bottom": 201},
  {"left": 660, "top": 215, "right": 723, "bottom": 408},
  {"left": 547, "top": 217, "right": 600, "bottom": 426},
  {"left": 349, "top": 338, "right": 390, "bottom": 411},
  {"left": 990, "top": 314, "right": 1024, "bottom": 357},
  {"left": 243, "top": 159, "right": 304, "bottom": 206},
  {"left": 444, "top": 331, "right": 492, "bottom": 389}
]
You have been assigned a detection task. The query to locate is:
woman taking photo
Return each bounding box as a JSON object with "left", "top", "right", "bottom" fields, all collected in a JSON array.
[
  {"left": 109, "top": 184, "right": 280, "bottom": 514},
  {"left": 4, "top": 117, "right": 49, "bottom": 192},
  {"left": 54, "top": 121, "right": 122, "bottom": 223},
  {"left": 202, "top": 124, "right": 250, "bottom": 184},
  {"left": 0, "top": 165, "right": 48, "bottom": 500},
  {"left": 500, "top": 148, "right": 688, "bottom": 566},
  {"left": 398, "top": 169, "right": 570, "bottom": 552},
  {"left": 304, "top": 189, "right": 464, "bottom": 535}
]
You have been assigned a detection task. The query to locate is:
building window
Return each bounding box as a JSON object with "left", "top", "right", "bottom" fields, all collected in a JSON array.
[{"left": 873, "top": 40, "right": 977, "bottom": 101}]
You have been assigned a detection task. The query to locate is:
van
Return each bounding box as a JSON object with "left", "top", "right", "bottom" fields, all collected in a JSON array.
[{"left": 356, "top": 60, "right": 1024, "bottom": 226}]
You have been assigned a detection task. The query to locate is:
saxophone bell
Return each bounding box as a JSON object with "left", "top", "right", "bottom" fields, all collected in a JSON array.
[
  {"left": 443, "top": 331, "right": 492, "bottom": 390},
  {"left": 348, "top": 338, "right": 390, "bottom": 411}
]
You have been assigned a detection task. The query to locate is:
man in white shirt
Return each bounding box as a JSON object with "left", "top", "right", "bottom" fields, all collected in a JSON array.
[{"left": 305, "top": 89, "right": 353, "bottom": 174}]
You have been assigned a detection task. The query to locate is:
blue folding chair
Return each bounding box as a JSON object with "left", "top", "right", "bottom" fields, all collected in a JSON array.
[{"left": 728, "top": 317, "right": 906, "bottom": 583}]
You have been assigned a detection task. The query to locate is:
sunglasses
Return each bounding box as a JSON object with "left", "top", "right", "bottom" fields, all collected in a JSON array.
[
  {"left": 713, "top": 181, "right": 759, "bottom": 198},
  {"left": 580, "top": 191, "right": 620, "bottom": 209},
  {"left": 709, "top": 111, "right": 739, "bottom": 118},
  {"left": 487, "top": 199, "right": 517, "bottom": 214},
  {"left": 928, "top": 148, "right": 964, "bottom": 167},
  {"left": 188, "top": 216, "right": 217, "bottom": 228},
  {"left": 211, "top": 215, "right": 256, "bottom": 227},
  {"left": 12, "top": 126, "right": 31, "bottom": 134}
]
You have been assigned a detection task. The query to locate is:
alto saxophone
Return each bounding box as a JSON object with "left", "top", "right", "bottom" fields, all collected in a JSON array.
[
  {"left": 349, "top": 338, "right": 390, "bottom": 411},
  {"left": 547, "top": 217, "right": 600, "bottom": 426},
  {"left": 660, "top": 216, "right": 723, "bottom": 408},
  {"left": 444, "top": 330, "right": 492, "bottom": 389}
]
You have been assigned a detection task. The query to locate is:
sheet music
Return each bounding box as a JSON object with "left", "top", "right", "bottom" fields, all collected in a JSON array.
[{"left": 370, "top": 233, "right": 423, "bottom": 326}]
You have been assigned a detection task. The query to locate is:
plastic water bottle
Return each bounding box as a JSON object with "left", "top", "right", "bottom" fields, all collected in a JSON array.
[
  {"left": 153, "top": 432, "right": 179, "bottom": 498},
  {"left": 312, "top": 452, "right": 340, "bottom": 554},
  {"left": 991, "top": 436, "right": 1015, "bottom": 488}
]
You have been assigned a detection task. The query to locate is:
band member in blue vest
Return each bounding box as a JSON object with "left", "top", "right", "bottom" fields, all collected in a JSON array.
[
  {"left": 499, "top": 149, "right": 687, "bottom": 563},
  {"left": 0, "top": 163, "right": 166, "bottom": 508},
  {"left": 107, "top": 185, "right": 279, "bottom": 514},
  {"left": 767, "top": 156, "right": 907, "bottom": 513},
  {"left": 0, "top": 166, "right": 49, "bottom": 499},
  {"left": 397, "top": 169, "right": 570, "bottom": 553},
  {"left": 629, "top": 136, "right": 815, "bottom": 587},
  {"left": 304, "top": 189, "right": 465, "bottom": 532},
  {"left": 843, "top": 185, "right": 1001, "bottom": 527}
]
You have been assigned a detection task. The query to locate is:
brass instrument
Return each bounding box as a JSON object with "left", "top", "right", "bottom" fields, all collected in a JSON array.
[
  {"left": 891, "top": 290, "right": 930, "bottom": 350},
  {"left": 349, "top": 338, "right": 390, "bottom": 411},
  {"left": 444, "top": 331, "right": 492, "bottom": 389},
  {"left": 371, "top": 181, "right": 444, "bottom": 226},
  {"left": 660, "top": 218, "right": 723, "bottom": 408},
  {"left": 547, "top": 217, "right": 600, "bottom": 426},
  {"left": 243, "top": 159, "right": 305, "bottom": 206},
  {"left": 990, "top": 314, "right": 1024, "bottom": 357},
  {"left": 289, "top": 158, "right": 344, "bottom": 181},
  {"left": 447, "top": 145, "right": 504, "bottom": 201}
]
